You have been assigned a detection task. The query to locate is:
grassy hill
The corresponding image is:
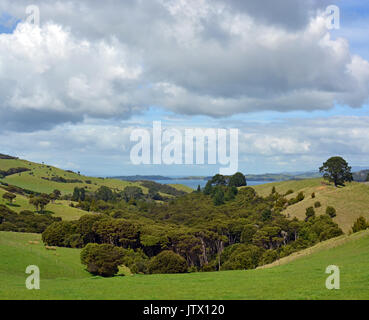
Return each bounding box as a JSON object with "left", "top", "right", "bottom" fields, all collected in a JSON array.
[
  {"left": 253, "top": 178, "right": 369, "bottom": 233},
  {"left": 0, "top": 187, "right": 86, "bottom": 221},
  {"left": 0, "top": 158, "right": 146, "bottom": 195},
  {"left": 0, "top": 157, "right": 191, "bottom": 221},
  {"left": 1, "top": 229, "right": 369, "bottom": 299}
]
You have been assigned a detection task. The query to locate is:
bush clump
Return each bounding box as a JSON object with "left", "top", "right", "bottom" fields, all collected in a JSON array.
[
  {"left": 148, "top": 250, "right": 187, "bottom": 274},
  {"left": 314, "top": 201, "right": 321, "bottom": 208},
  {"left": 326, "top": 206, "right": 336, "bottom": 218},
  {"left": 80, "top": 243, "right": 124, "bottom": 277},
  {"left": 305, "top": 207, "right": 315, "bottom": 220},
  {"left": 352, "top": 216, "right": 369, "bottom": 233}
]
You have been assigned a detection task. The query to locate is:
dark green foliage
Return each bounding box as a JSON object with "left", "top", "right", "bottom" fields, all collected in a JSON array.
[
  {"left": 260, "top": 249, "right": 279, "bottom": 265},
  {"left": 284, "top": 189, "right": 294, "bottom": 196},
  {"left": 0, "top": 167, "right": 30, "bottom": 177},
  {"left": 352, "top": 216, "right": 369, "bottom": 233},
  {"left": 211, "top": 174, "right": 227, "bottom": 186},
  {"left": 2, "top": 192, "right": 16, "bottom": 203},
  {"left": 38, "top": 173, "right": 345, "bottom": 274},
  {"left": 311, "top": 192, "right": 315, "bottom": 199},
  {"left": 203, "top": 181, "right": 213, "bottom": 195},
  {"left": 0, "top": 205, "right": 60, "bottom": 233},
  {"left": 314, "top": 201, "right": 321, "bottom": 208},
  {"left": 228, "top": 172, "right": 247, "bottom": 187},
  {"left": 95, "top": 186, "right": 114, "bottom": 202},
  {"left": 80, "top": 243, "right": 124, "bottom": 277},
  {"left": 72, "top": 187, "right": 85, "bottom": 202},
  {"left": 148, "top": 250, "right": 188, "bottom": 274},
  {"left": 0, "top": 153, "right": 18, "bottom": 160},
  {"left": 42, "top": 221, "right": 78, "bottom": 247},
  {"left": 213, "top": 188, "right": 225, "bottom": 206},
  {"left": 319, "top": 156, "right": 353, "bottom": 187},
  {"left": 121, "top": 248, "right": 149, "bottom": 274},
  {"left": 241, "top": 225, "right": 257, "bottom": 244},
  {"left": 92, "top": 218, "right": 140, "bottom": 248},
  {"left": 305, "top": 207, "right": 315, "bottom": 220},
  {"left": 29, "top": 194, "right": 50, "bottom": 212},
  {"left": 122, "top": 186, "right": 144, "bottom": 201},
  {"left": 222, "top": 244, "right": 264, "bottom": 270},
  {"left": 261, "top": 209, "right": 272, "bottom": 221},
  {"left": 326, "top": 206, "right": 336, "bottom": 218},
  {"left": 288, "top": 191, "right": 305, "bottom": 205}
]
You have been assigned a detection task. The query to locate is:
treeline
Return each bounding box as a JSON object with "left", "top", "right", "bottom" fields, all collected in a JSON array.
[
  {"left": 0, "top": 205, "right": 61, "bottom": 233},
  {"left": 41, "top": 173, "right": 343, "bottom": 277},
  {"left": 41, "top": 176, "right": 83, "bottom": 184},
  {"left": 0, "top": 167, "right": 30, "bottom": 178}
]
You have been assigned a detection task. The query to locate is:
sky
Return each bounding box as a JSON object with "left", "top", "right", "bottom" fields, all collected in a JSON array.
[{"left": 0, "top": 0, "right": 369, "bottom": 176}]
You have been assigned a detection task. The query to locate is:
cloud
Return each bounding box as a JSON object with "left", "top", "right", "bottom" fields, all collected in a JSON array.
[
  {"left": 0, "top": 0, "right": 368, "bottom": 132},
  {"left": 1, "top": 115, "right": 369, "bottom": 175}
]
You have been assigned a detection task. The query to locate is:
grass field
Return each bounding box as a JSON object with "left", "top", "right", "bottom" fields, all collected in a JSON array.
[
  {"left": 0, "top": 186, "right": 87, "bottom": 221},
  {"left": 1, "top": 229, "right": 369, "bottom": 300},
  {"left": 253, "top": 179, "right": 369, "bottom": 233},
  {"left": 0, "top": 158, "right": 145, "bottom": 195}
]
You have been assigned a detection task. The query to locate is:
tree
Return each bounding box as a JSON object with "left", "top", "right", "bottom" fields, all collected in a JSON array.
[
  {"left": 213, "top": 188, "right": 225, "bottom": 206},
  {"left": 53, "top": 189, "right": 61, "bottom": 199},
  {"left": 305, "top": 207, "right": 315, "bottom": 221},
  {"left": 203, "top": 181, "right": 213, "bottom": 195},
  {"left": 95, "top": 186, "right": 114, "bottom": 201},
  {"left": 38, "top": 195, "right": 50, "bottom": 212},
  {"left": 29, "top": 195, "right": 50, "bottom": 212},
  {"left": 228, "top": 172, "right": 247, "bottom": 187},
  {"left": 29, "top": 197, "right": 40, "bottom": 211},
  {"left": 211, "top": 174, "right": 227, "bottom": 186},
  {"left": 147, "top": 250, "right": 187, "bottom": 274},
  {"left": 2, "top": 192, "right": 16, "bottom": 204},
  {"left": 326, "top": 206, "right": 336, "bottom": 218},
  {"left": 352, "top": 216, "right": 369, "bottom": 233},
  {"left": 319, "top": 156, "right": 353, "bottom": 187},
  {"left": 80, "top": 243, "right": 124, "bottom": 277}
]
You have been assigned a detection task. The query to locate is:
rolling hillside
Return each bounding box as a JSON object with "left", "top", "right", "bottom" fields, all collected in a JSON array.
[
  {"left": 253, "top": 178, "right": 369, "bottom": 233},
  {"left": 0, "top": 157, "right": 147, "bottom": 195},
  {"left": 1, "top": 229, "right": 369, "bottom": 299}
]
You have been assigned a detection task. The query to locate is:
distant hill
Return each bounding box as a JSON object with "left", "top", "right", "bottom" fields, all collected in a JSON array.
[
  {"left": 112, "top": 172, "right": 322, "bottom": 182},
  {"left": 353, "top": 170, "right": 369, "bottom": 182}
]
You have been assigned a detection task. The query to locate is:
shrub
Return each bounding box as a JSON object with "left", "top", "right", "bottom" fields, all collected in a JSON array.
[
  {"left": 314, "top": 201, "right": 321, "bottom": 208},
  {"left": 352, "top": 216, "right": 369, "bottom": 233},
  {"left": 311, "top": 192, "right": 315, "bottom": 199},
  {"left": 305, "top": 207, "right": 315, "bottom": 220},
  {"left": 121, "top": 248, "right": 149, "bottom": 274},
  {"left": 80, "top": 243, "right": 124, "bottom": 277},
  {"left": 42, "top": 221, "right": 77, "bottom": 247},
  {"left": 326, "top": 206, "right": 336, "bottom": 218},
  {"left": 0, "top": 205, "right": 60, "bottom": 233},
  {"left": 260, "top": 250, "right": 279, "bottom": 265},
  {"left": 296, "top": 192, "right": 305, "bottom": 202},
  {"left": 222, "top": 244, "right": 263, "bottom": 270},
  {"left": 284, "top": 189, "right": 294, "bottom": 196},
  {"left": 148, "top": 250, "right": 187, "bottom": 274}
]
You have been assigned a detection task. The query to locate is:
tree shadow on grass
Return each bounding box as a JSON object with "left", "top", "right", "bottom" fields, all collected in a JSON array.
[
  {"left": 36, "top": 210, "right": 55, "bottom": 215},
  {"left": 7, "top": 203, "right": 20, "bottom": 207}
]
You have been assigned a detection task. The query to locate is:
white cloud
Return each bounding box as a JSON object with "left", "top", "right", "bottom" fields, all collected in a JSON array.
[{"left": 0, "top": 1, "right": 368, "bottom": 131}]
